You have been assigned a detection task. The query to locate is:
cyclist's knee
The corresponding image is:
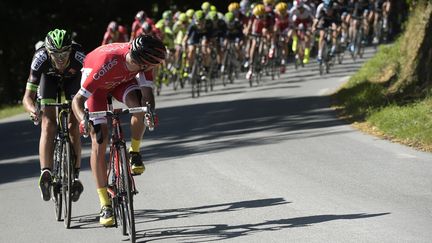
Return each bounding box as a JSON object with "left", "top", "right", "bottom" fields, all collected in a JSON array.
[
  {"left": 41, "top": 116, "right": 56, "bottom": 133},
  {"left": 91, "top": 123, "right": 107, "bottom": 145}
]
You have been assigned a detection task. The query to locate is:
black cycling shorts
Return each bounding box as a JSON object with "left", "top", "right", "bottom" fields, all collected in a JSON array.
[{"left": 38, "top": 74, "right": 80, "bottom": 103}]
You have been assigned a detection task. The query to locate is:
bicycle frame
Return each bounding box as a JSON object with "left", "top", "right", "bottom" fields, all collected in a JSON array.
[
  {"left": 87, "top": 96, "right": 152, "bottom": 242},
  {"left": 39, "top": 84, "right": 76, "bottom": 229}
]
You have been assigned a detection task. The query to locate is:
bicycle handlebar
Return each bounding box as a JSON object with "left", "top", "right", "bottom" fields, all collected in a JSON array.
[
  {"left": 42, "top": 102, "right": 71, "bottom": 109},
  {"left": 84, "top": 105, "right": 155, "bottom": 133},
  {"left": 87, "top": 107, "right": 150, "bottom": 119}
]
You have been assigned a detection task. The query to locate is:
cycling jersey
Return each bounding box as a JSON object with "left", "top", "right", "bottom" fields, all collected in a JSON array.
[
  {"left": 235, "top": 12, "right": 249, "bottom": 27},
  {"left": 289, "top": 5, "right": 314, "bottom": 28},
  {"left": 275, "top": 13, "right": 291, "bottom": 33},
  {"left": 251, "top": 16, "right": 267, "bottom": 35},
  {"left": 264, "top": 7, "right": 276, "bottom": 30},
  {"left": 353, "top": 0, "right": 370, "bottom": 17},
  {"left": 315, "top": 3, "right": 342, "bottom": 28},
  {"left": 337, "top": 0, "right": 349, "bottom": 15},
  {"left": 131, "top": 18, "right": 155, "bottom": 39},
  {"left": 155, "top": 20, "right": 175, "bottom": 49},
  {"left": 173, "top": 21, "right": 188, "bottom": 45},
  {"left": 78, "top": 43, "right": 154, "bottom": 117},
  {"left": 211, "top": 19, "right": 228, "bottom": 39},
  {"left": 186, "top": 20, "right": 213, "bottom": 45},
  {"left": 226, "top": 20, "right": 244, "bottom": 40},
  {"left": 135, "top": 24, "right": 161, "bottom": 39},
  {"left": 102, "top": 26, "right": 128, "bottom": 45},
  {"left": 374, "top": 0, "right": 385, "bottom": 11},
  {"left": 27, "top": 43, "right": 85, "bottom": 101}
]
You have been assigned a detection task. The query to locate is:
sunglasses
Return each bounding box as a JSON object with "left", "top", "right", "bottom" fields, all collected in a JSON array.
[
  {"left": 49, "top": 47, "right": 71, "bottom": 59},
  {"left": 131, "top": 57, "right": 153, "bottom": 71},
  {"left": 50, "top": 51, "right": 71, "bottom": 59}
]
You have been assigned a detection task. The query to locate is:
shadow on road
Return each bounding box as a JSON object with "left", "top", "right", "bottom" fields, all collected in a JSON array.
[
  {"left": 144, "top": 95, "right": 350, "bottom": 163},
  {"left": 132, "top": 197, "right": 389, "bottom": 242},
  {"left": 141, "top": 213, "right": 390, "bottom": 242},
  {"left": 0, "top": 94, "right": 350, "bottom": 184},
  {"left": 135, "top": 197, "right": 289, "bottom": 224}
]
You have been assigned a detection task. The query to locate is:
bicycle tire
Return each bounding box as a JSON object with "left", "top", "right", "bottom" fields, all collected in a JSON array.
[
  {"left": 108, "top": 148, "right": 126, "bottom": 234},
  {"left": 228, "top": 64, "right": 235, "bottom": 84},
  {"left": 119, "top": 146, "right": 136, "bottom": 242},
  {"left": 53, "top": 138, "right": 63, "bottom": 222},
  {"left": 191, "top": 62, "right": 199, "bottom": 98},
  {"left": 63, "top": 139, "right": 73, "bottom": 228}
]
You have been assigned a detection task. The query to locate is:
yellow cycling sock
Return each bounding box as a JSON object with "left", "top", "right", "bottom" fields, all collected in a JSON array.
[
  {"left": 292, "top": 36, "right": 298, "bottom": 52},
  {"left": 129, "top": 138, "right": 141, "bottom": 153},
  {"left": 97, "top": 187, "right": 111, "bottom": 207},
  {"left": 305, "top": 48, "right": 310, "bottom": 58}
]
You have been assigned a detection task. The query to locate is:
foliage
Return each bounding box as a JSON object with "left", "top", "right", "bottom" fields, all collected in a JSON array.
[
  {"left": 333, "top": 0, "right": 432, "bottom": 150},
  {"left": 0, "top": 0, "right": 231, "bottom": 106}
]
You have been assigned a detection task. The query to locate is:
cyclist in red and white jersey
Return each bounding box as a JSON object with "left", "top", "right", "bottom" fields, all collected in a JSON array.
[
  {"left": 273, "top": 2, "right": 291, "bottom": 72},
  {"left": 131, "top": 10, "right": 156, "bottom": 40},
  {"left": 101, "top": 21, "right": 129, "bottom": 45},
  {"left": 72, "top": 35, "right": 166, "bottom": 227},
  {"left": 289, "top": 0, "right": 314, "bottom": 64},
  {"left": 244, "top": 4, "right": 268, "bottom": 80}
]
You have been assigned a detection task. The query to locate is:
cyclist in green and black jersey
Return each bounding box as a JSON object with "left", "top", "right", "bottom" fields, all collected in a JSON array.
[{"left": 22, "top": 29, "right": 84, "bottom": 202}]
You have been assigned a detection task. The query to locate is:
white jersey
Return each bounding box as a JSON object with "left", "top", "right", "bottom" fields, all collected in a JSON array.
[
  {"left": 289, "top": 5, "right": 314, "bottom": 22},
  {"left": 315, "top": 3, "right": 326, "bottom": 19}
]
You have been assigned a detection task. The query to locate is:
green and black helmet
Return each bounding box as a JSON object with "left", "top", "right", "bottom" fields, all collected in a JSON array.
[{"left": 44, "top": 29, "right": 72, "bottom": 52}]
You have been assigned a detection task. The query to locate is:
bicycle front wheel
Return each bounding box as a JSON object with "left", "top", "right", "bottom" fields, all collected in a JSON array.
[
  {"left": 53, "top": 139, "right": 63, "bottom": 222},
  {"left": 63, "top": 139, "right": 73, "bottom": 228},
  {"left": 119, "top": 146, "right": 136, "bottom": 242}
]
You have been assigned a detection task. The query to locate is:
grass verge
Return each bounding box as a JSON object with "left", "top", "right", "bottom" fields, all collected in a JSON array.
[
  {"left": 333, "top": 40, "right": 432, "bottom": 152},
  {"left": 0, "top": 105, "right": 25, "bottom": 120}
]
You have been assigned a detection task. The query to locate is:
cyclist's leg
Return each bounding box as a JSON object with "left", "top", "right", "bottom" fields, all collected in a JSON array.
[
  {"left": 383, "top": 0, "right": 391, "bottom": 30},
  {"left": 331, "top": 22, "right": 340, "bottom": 56},
  {"left": 316, "top": 18, "right": 327, "bottom": 61},
  {"left": 202, "top": 37, "right": 212, "bottom": 69},
  {"left": 113, "top": 81, "right": 149, "bottom": 175},
  {"left": 317, "top": 29, "right": 325, "bottom": 61},
  {"left": 304, "top": 28, "right": 312, "bottom": 64},
  {"left": 86, "top": 89, "right": 113, "bottom": 226},
  {"left": 246, "top": 36, "right": 257, "bottom": 79},
  {"left": 37, "top": 74, "right": 61, "bottom": 201},
  {"left": 350, "top": 18, "right": 359, "bottom": 52},
  {"left": 362, "top": 10, "right": 369, "bottom": 42}
]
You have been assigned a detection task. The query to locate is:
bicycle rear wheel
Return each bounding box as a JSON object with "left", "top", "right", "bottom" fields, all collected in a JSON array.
[
  {"left": 53, "top": 139, "right": 63, "bottom": 222},
  {"left": 191, "top": 62, "right": 200, "bottom": 98},
  {"left": 62, "top": 139, "right": 73, "bottom": 228},
  {"left": 119, "top": 146, "right": 136, "bottom": 242}
]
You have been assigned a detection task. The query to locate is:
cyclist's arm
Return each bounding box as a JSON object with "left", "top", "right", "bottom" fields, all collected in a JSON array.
[
  {"left": 72, "top": 93, "right": 87, "bottom": 123},
  {"left": 23, "top": 49, "right": 48, "bottom": 115},
  {"left": 72, "top": 66, "right": 99, "bottom": 123},
  {"left": 136, "top": 71, "right": 155, "bottom": 109},
  {"left": 23, "top": 74, "right": 39, "bottom": 115},
  {"left": 22, "top": 88, "right": 38, "bottom": 116}
]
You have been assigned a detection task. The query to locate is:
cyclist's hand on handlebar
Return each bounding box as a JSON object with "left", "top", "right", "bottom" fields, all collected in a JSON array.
[
  {"left": 80, "top": 109, "right": 90, "bottom": 137},
  {"left": 79, "top": 120, "right": 88, "bottom": 136},
  {"left": 30, "top": 110, "right": 41, "bottom": 125},
  {"left": 30, "top": 100, "right": 41, "bottom": 125},
  {"left": 144, "top": 111, "right": 158, "bottom": 131}
]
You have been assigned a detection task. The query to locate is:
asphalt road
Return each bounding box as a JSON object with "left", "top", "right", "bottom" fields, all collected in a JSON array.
[{"left": 1, "top": 48, "right": 432, "bottom": 243}]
